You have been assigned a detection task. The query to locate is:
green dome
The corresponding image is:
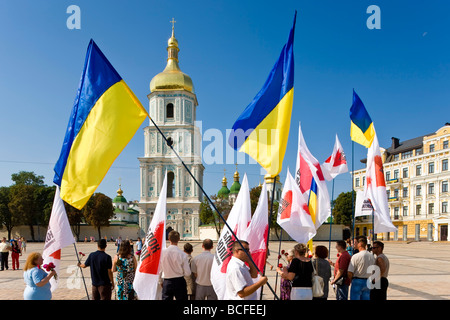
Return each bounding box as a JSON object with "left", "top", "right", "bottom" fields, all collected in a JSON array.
[
  {"left": 218, "top": 175, "right": 230, "bottom": 197},
  {"left": 113, "top": 186, "right": 127, "bottom": 203},
  {"left": 218, "top": 186, "right": 230, "bottom": 197},
  {"left": 230, "top": 169, "right": 241, "bottom": 194},
  {"left": 230, "top": 181, "right": 241, "bottom": 194},
  {"left": 113, "top": 195, "right": 127, "bottom": 203}
]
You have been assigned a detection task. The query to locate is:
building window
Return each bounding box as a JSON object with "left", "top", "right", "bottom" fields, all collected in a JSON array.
[
  {"left": 428, "top": 183, "right": 434, "bottom": 195},
  {"left": 416, "top": 165, "right": 422, "bottom": 176},
  {"left": 416, "top": 185, "right": 422, "bottom": 196},
  {"left": 394, "top": 169, "right": 399, "bottom": 179},
  {"left": 416, "top": 204, "right": 421, "bottom": 215},
  {"left": 429, "top": 162, "right": 435, "bottom": 174},
  {"left": 403, "top": 168, "right": 408, "bottom": 178},
  {"left": 444, "top": 140, "right": 449, "bottom": 149},
  {"left": 429, "top": 203, "right": 434, "bottom": 215},
  {"left": 394, "top": 189, "right": 399, "bottom": 198},
  {"left": 166, "top": 103, "right": 174, "bottom": 119},
  {"left": 416, "top": 148, "right": 423, "bottom": 156},
  {"left": 355, "top": 178, "right": 360, "bottom": 187},
  {"left": 362, "top": 177, "right": 365, "bottom": 186},
  {"left": 443, "top": 202, "right": 448, "bottom": 213},
  {"left": 403, "top": 187, "right": 408, "bottom": 197},
  {"left": 394, "top": 207, "right": 399, "bottom": 219},
  {"left": 394, "top": 154, "right": 399, "bottom": 161},
  {"left": 386, "top": 171, "right": 391, "bottom": 181},
  {"left": 430, "top": 144, "right": 435, "bottom": 152},
  {"left": 167, "top": 171, "right": 175, "bottom": 197},
  {"left": 443, "top": 159, "right": 448, "bottom": 171},
  {"left": 402, "top": 150, "right": 413, "bottom": 159},
  {"left": 403, "top": 206, "right": 408, "bottom": 216},
  {"left": 443, "top": 181, "right": 449, "bottom": 193}
]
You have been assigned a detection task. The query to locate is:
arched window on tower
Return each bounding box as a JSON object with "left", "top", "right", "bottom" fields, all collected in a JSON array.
[
  {"left": 166, "top": 103, "right": 174, "bottom": 119},
  {"left": 167, "top": 171, "right": 175, "bottom": 197}
]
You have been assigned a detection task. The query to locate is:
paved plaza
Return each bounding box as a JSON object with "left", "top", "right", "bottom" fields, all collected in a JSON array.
[{"left": 1, "top": 240, "right": 450, "bottom": 300}]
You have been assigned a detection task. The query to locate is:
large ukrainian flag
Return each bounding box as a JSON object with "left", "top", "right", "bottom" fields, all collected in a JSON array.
[
  {"left": 349, "top": 89, "right": 375, "bottom": 148},
  {"left": 228, "top": 12, "right": 296, "bottom": 177},
  {"left": 53, "top": 40, "right": 148, "bottom": 209}
]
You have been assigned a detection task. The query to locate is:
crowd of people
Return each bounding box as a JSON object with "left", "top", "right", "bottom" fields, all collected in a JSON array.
[
  {"left": 10, "top": 231, "right": 389, "bottom": 301},
  {"left": 276, "top": 235, "right": 390, "bottom": 301}
]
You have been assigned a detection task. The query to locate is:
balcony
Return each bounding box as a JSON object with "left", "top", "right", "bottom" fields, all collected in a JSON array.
[
  {"left": 388, "top": 196, "right": 400, "bottom": 203},
  {"left": 387, "top": 178, "right": 402, "bottom": 186}
]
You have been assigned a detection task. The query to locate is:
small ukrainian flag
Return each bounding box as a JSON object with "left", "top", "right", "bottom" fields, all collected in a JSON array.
[{"left": 349, "top": 90, "right": 375, "bottom": 148}]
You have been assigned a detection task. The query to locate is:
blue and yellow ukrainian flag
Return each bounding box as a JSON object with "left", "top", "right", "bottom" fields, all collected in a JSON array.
[
  {"left": 307, "top": 178, "right": 318, "bottom": 253},
  {"left": 228, "top": 12, "right": 296, "bottom": 177},
  {"left": 349, "top": 89, "right": 375, "bottom": 148},
  {"left": 54, "top": 39, "right": 148, "bottom": 209}
]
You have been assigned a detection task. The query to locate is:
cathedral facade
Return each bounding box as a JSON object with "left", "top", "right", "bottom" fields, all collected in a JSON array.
[{"left": 137, "top": 23, "right": 204, "bottom": 240}]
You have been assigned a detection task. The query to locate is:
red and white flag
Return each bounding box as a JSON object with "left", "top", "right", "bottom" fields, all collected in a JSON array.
[
  {"left": 277, "top": 170, "right": 316, "bottom": 244},
  {"left": 242, "top": 181, "right": 269, "bottom": 300},
  {"left": 210, "top": 174, "right": 251, "bottom": 300},
  {"left": 322, "top": 134, "right": 348, "bottom": 180},
  {"left": 42, "top": 185, "right": 75, "bottom": 291},
  {"left": 295, "top": 123, "right": 331, "bottom": 228},
  {"left": 242, "top": 181, "right": 268, "bottom": 274},
  {"left": 133, "top": 172, "right": 167, "bottom": 300},
  {"left": 364, "top": 133, "right": 397, "bottom": 234}
]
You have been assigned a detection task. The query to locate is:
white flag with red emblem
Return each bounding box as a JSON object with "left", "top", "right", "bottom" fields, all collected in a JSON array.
[
  {"left": 133, "top": 172, "right": 167, "bottom": 300},
  {"left": 295, "top": 123, "right": 331, "bottom": 228},
  {"left": 210, "top": 174, "right": 251, "bottom": 300},
  {"left": 322, "top": 134, "right": 348, "bottom": 180},
  {"left": 277, "top": 170, "right": 316, "bottom": 244},
  {"left": 42, "top": 185, "right": 75, "bottom": 291},
  {"left": 364, "top": 133, "right": 397, "bottom": 234}
]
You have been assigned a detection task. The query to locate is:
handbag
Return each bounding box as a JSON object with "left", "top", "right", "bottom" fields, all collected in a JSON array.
[{"left": 311, "top": 259, "right": 324, "bottom": 298}]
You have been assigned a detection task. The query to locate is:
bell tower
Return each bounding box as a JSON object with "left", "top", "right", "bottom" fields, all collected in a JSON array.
[{"left": 138, "top": 20, "right": 204, "bottom": 240}]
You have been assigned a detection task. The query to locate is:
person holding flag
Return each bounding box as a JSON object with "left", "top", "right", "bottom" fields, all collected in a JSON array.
[{"left": 225, "top": 241, "right": 268, "bottom": 300}]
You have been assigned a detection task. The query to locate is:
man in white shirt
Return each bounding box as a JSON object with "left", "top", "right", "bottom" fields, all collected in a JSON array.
[
  {"left": 225, "top": 240, "right": 267, "bottom": 300},
  {"left": 347, "top": 236, "right": 376, "bottom": 300},
  {"left": 191, "top": 238, "right": 217, "bottom": 300},
  {"left": 160, "top": 230, "right": 191, "bottom": 300}
]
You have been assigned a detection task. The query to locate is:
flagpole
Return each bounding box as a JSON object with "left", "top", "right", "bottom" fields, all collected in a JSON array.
[
  {"left": 147, "top": 114, "right": 279, "bottom": 300},
  {"left": 328, "top": 179, "right": 335, "bottom": 258},
  {"left": 259, "top": 178, "right": 277, "bottom": 300},
  {"left": 73, "top": 243, "right": 90, "bottom": 300},
  {"left": 351, "top": 141, "right": 356, "bottom": 253},
  {"left": 273, "top": 228, "right": 283, "bottom": 300}
]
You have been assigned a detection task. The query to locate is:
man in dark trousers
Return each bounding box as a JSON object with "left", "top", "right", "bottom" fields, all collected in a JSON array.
[
  {"left": 78, "top": 238, "right": 114, "bottom": 300},
  {"left": 160, "top": 230, "right": 191, "bottom": 300}
]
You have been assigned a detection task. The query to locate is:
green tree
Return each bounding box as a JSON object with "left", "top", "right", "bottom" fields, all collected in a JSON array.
[
  {"left": 7, "top": 172, "right": 53, "bottom": 241},
  {"left": 332, "top": 191, "right": 355, "bottom": 226},
  {"left": 83, "top": 193, "right": 114, "bottom": 240},
  {"left": 11, "top": 171, "right": 44, "bottom": 186},
  {"left": 64, "top": 201, "right": 84, "bottom": 241},
  {"left": 9, "top": 184, "right": 41, "bottom": 240},
  {"left": 0, "top": 187, "right": 15, "bottom": 239}
]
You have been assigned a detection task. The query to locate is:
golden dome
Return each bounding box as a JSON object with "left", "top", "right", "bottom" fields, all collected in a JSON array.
[{"left": 150, "top": 21, "right": 194, "bottom": 93}]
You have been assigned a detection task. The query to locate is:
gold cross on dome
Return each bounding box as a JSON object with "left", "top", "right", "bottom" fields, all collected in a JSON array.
[{"left": 170, "top": 18, "right": 176, "bottom": 30}]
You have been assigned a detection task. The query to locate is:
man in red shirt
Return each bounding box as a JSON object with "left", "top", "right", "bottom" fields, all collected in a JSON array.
[{"left": 329, "top": 240, "right": 351, "bottom": 300}]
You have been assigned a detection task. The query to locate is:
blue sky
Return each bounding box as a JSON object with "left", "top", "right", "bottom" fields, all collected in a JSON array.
[{"left": 0, "top": 0, "right": 449, "bottom": 203}]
